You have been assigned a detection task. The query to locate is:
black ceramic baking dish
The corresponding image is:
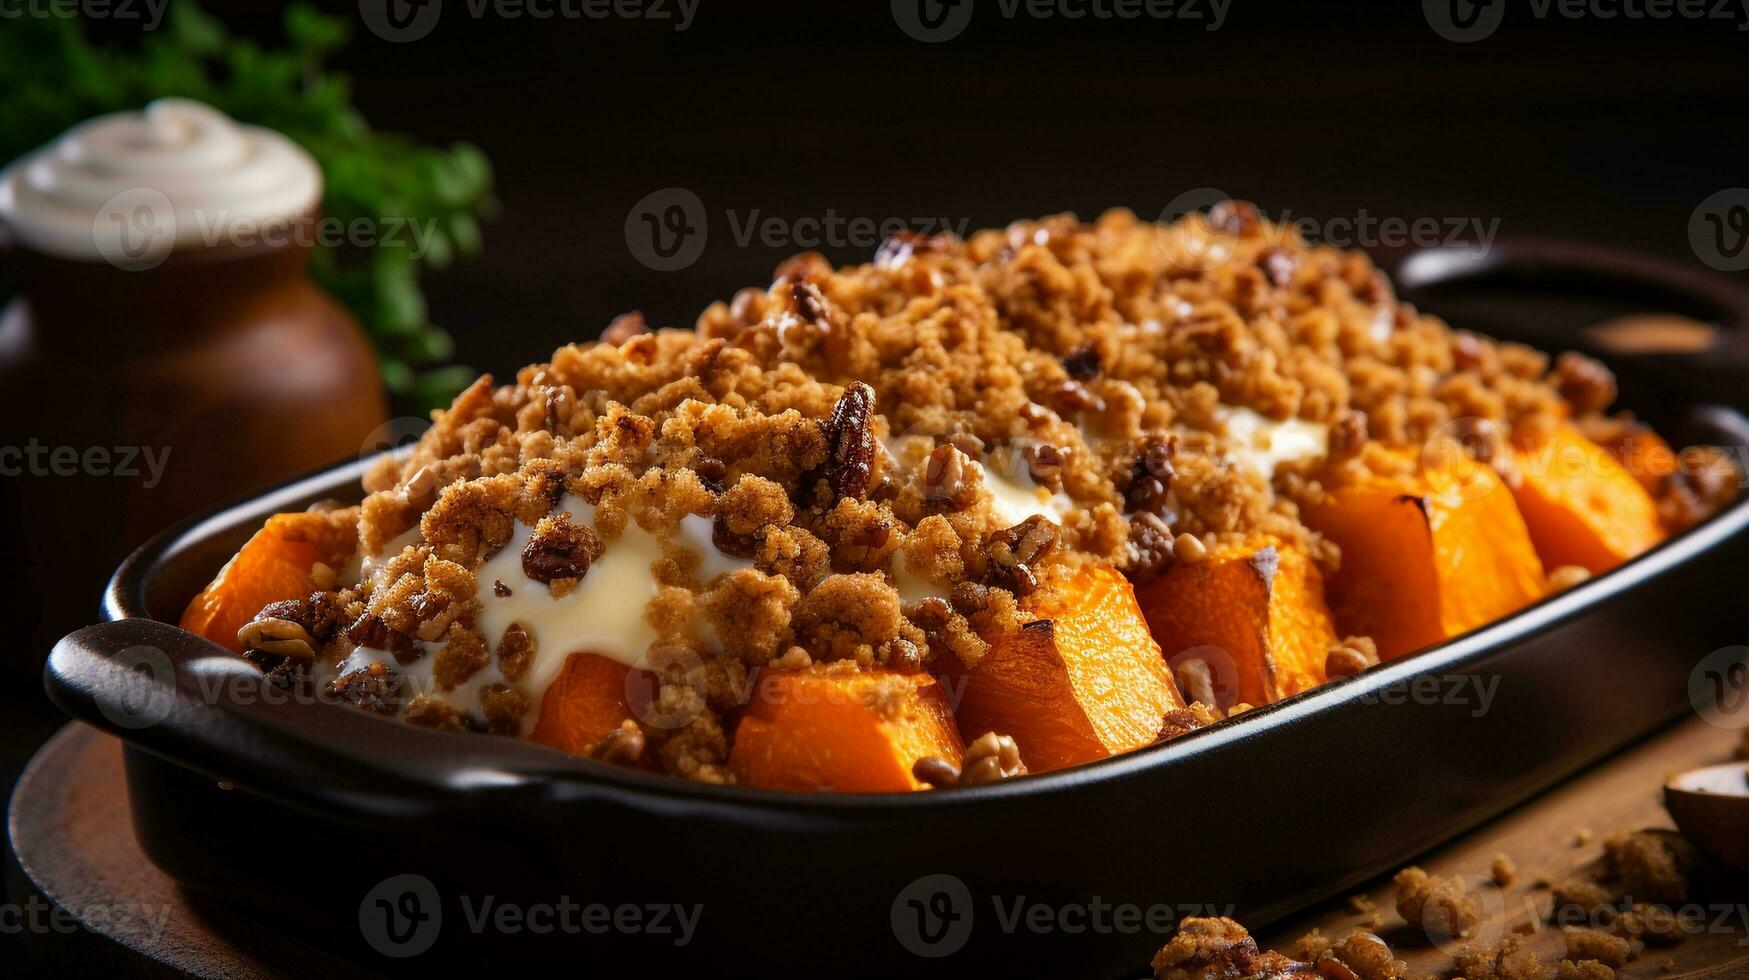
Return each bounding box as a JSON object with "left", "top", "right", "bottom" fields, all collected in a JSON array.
[{"left": 43, "top": 239, "right": 1749, "bottom": 979}]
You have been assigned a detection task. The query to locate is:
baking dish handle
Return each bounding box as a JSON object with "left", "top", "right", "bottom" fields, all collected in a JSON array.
[
  {"left": 1394, "top": 236, "right": 1749, "bottom": 408},
  {"left": 46, "top": 618, "right": 571, "bottom": 827}
]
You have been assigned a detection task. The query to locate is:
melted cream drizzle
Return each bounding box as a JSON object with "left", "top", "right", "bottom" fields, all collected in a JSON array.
[{"left": 1214, "top": 406, "right": 1329, "bottom": 480}]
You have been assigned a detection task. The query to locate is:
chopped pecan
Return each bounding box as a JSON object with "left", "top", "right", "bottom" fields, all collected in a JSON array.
[
  {"left": 521, "top": 513, "right": 603, "bottom": 585},
  {"left": 328, "top": 662, "right": 402, "bottom": 716},
  {"left": 600, "top": 310, "right": 650, "bottom": 345},
  {"left": 913, "top": 731, "right": 1026, "bottom": 788},
  {"left": 695, "top": 454, "right": 729, "bottom": 494},
  {"left": 1024, "top": 443, "right": 1068, "bottom": 489},
  {"left": 1552, "top": 351, "right": 1617, "bottom": 415},
  {"left": 1329, "top": 410, "right": 1369, "bottom": 460},
  {"left": 1125, "top": 436, "right": 1176, "bottom": 513},
  {"left": 712, "top": 512, "right": 760, "bottom": 558},
  {"left": 591, "top": 721, "right": 647, "bottom": 767},
  {"left": 1126, "top": 511, "right": 1176, "bottom": 578},
  {"left": 237, "top": 615, "right": 316, "bottom": 661},
  {"left": 498, "top": 622, "right": 537, "bottom": 682},
  {"left": 1045, "top": 379, "right": 1104, "bottom": 417},
  {"left": 479, "top": 683, "right": 532, "bottom": 736},
  {"left": 923, "top": 443, "right": 978, "bottom": 510},
  {"left": 822, "top": 381, "right": 876, "bottom": 500},
  {"left": 1060, "top": 342, "right": 1102, "bottom": 381},
  {"left": 984, "top": 516, "right": 1059, "bottom": 596},
  {"left": 1207, "top": 200, "right": 1262, "bottom": 237},
  {"left": 344, "top": 613, "right": 418, "bottom": 664},
  {"left": 791, "top": 281, "right": 830, "bottom": 329}
]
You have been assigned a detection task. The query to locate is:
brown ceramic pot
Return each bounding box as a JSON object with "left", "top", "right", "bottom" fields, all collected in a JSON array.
[{"left": 0, "top": 219, "right": 388, "bottom": 677}]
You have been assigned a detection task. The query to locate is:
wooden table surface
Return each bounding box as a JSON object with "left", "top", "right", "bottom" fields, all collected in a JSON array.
[
  {"left": 1260, "top": 719, "right": 1749, "bottom": 978},
  {"left": 10, "top": 721, "right": 1749, "bottom": 978}
]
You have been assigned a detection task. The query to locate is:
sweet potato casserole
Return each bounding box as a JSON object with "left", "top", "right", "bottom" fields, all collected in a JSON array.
[{"left": 180, "top": 204, "right": 1740, "bottom": 791}]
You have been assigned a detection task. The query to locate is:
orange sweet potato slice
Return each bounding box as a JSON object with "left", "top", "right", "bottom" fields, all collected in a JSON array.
[
  {"left": 1590, "top": 420, "right": 1679, "bottom": 497},
  {"left": 947, "top": 563, "right": 1183, "bottom": 773},
  {"left": 729, "top": 666, "right": 963, "bottom": 792},
  {"left": 529, "top": 652, "right": 649, "bottom": 758},
  {"left": 1302, "top": 450, "right": 1545, "bottom": 662},
  {"left": 179, "top": 511, "right": 358, "bottom": 652},
  {"left": 1511, "top": 421, "right": 1667, "bottom": 574},
  {"left": 1135, "top": 537, "right": 1336, "bottom": 709}
]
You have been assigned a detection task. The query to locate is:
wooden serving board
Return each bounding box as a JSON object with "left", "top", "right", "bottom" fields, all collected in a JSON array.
[
  {"left": 9, "top": 721, "right": 1749, "bottom": 978},
  {"left": 1259, "top": 719, "right": 1749, "bottom": 978}
]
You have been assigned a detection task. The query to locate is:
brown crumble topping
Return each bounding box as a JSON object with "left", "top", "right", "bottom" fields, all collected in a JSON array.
[
  {"left": 1492, "top": 852, "right": 1520, "bottom": 888},
  {"left": 235, "top": 206, "right": 1739, "bottom": 783},
  {"left": 1394, "top": 866, "right": 1482, "bottom": 940}
]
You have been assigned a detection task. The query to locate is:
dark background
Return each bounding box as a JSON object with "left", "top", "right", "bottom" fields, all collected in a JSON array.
[{"left": 4, "top": 0, "right": 1747, "bottom": 972}]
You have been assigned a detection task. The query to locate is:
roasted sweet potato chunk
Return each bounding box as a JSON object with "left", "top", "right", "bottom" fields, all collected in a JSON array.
[
  {"left": 1135, "top": 538, "right": 1336, "bottom": 709},
  {"left": 729, "top": 666, "right": 963, "bottom": 792},
  {"left": 1302, "top": 450, "right": 1544, "bottom": 661},
  {"left": 948, "top": 563, "right": 1182, "bottom": 773},
  {"left": 1587, "top": 418, "right": 1679, "bottom": 497},
  {"left": 529, "top": 652, "right": 648, "bottom": 758},
  {"left": 1511, "top": 421, "right": 1666, "bottom": 574},
  {"left": 179, "top": 511, "right": 357, "bottom": 652}
]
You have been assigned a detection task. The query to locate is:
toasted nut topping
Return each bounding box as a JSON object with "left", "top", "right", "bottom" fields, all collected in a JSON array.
[
  {"left": 911, "top": 756, "right": 961, "bottom": 789},
  {"left": 1126, "top": 511, "right": 1177, "bottom": 579},
  {"left": 591, "top": 721, "right": 646, "bottom": 767},
  {"left": 522, "top": 512, "right": 603, "bottom": 585},
  {"left": 1060, "top": 342, "right": 1102, "bottom": 380},
  {"left": 238, "top": 616, "right": 316, "bottom": 661},
  {"left": 1174, "top": 532, "right": 1208, "bottom": 564},
  {"left": 1174, "top": 658, "right": 1220, "bottom": 709},
  {"left": 402, "top": 464, "right": 439, "bottom": 509},
  {"left": 912, "top": 731, "right": 1026, "bottom": 789},
  {"left": 823, "top": 381, "right": 876, "bottom": 500},
  {"left": 600, "top": 310, "right": 650, "bottom": 346},
  {"left": 984, "top": 515, "right": 1060, "bottom": 596},
  {"left": 923, "top": 443, "right": 977, "bottom": 510}
]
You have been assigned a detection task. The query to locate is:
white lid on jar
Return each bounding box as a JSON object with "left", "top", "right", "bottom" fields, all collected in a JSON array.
[{"left": 0, "top": 98, "right": 322, "bottom": 268}]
